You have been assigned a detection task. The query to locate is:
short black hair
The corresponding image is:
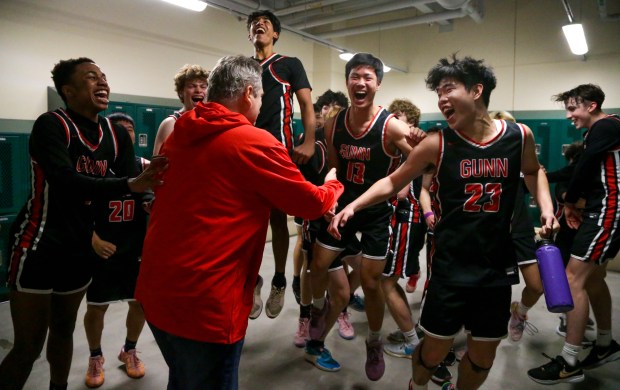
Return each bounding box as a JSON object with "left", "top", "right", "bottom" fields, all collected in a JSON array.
[
  {"left": 316, "top": 90, "right": 349, "bottom": 109},
  {"left": 247, "top": 10, "right": 281, "bottom": 44},
  {"left": 553, "top": 84, "right": 605, "bottom": 112},
  {"left": 107, "top": 112, "right": 135, "bottom": 127},
  {"left": 51, "top": 57, "right": 95, "bottom": 103},
  {"left": 345, "top": 53, "right": 384, "bottom": 84},
  {"left": 425, "top": 54, "right": 497, "bottom": 108}
]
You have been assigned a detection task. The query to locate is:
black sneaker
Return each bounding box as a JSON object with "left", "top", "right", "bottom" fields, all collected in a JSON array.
[
  {"left": 581, "top": 340, "right": 620, "bottom": 370},
  {"left": 443, "top": 348, "right": 456, "bottom": 366},
  {"left": 431, "top": 364, "right": 452, "bottom": 385},
  {"left": 527, "top": 354, "right": 584, "bottom": 384}
]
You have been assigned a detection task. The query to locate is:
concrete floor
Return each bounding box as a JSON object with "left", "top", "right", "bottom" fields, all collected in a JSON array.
[{"left": 1, "top": 237, "right": 620, "bottom": 390}]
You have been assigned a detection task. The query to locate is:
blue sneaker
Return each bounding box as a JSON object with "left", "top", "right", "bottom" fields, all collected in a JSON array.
[
  {"left": 304, "top": 346, "right": 341, "bottom": 372},
  {"left": 348, "top": 294, "right": 365, "bottom": 312}
]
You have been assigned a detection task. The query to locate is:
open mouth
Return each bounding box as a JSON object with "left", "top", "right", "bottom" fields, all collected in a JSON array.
[
  {"left": 254, "top": 27, "right": 266, "bottom": 34},
  {"left": 353, "top": 91, "right": 367, "bottom": 101},
  {"left": 94, "top": 90, "right": 109, "bottom": 104},
  {"left": 442, "top": 107, "right": 455, "bottom": 121},
  {"left": 191, "top": 96, "right": 204, "bottom": 103}
]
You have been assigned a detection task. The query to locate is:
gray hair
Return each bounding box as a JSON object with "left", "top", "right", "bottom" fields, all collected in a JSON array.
[{"left": 207, "top": 55, "right": 262, "bottom": 103}]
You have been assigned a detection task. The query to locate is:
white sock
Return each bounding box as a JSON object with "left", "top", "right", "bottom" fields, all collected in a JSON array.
[
  {"left": 367, "top": 329, "right": 382, "bottom": 342},
  {"left": 403, "top": 327, "right": 419, "bottom": 345},
  {"left": 517, "top": 302, "right": 530, "bottom": 317},
  {"left": 312, "top": 296, "right": 325, "bottom": 310},
  {"left": 597, "top": 328, "right": 612, "bottom": 348},
  {"left": 561, "top": 342, "right": 581, "bottom": 366}
]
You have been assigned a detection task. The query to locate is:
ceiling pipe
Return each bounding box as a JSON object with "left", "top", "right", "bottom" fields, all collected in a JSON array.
[
  {"left": 205, "top": 0, "right": 410, "bottom": 72},
  {"left": 290, "top": 0, "right": 436, "bottom": 30},
  {"left": 280, "top": 0, "right": 401, "bottom": 26},
  {"left": 273, "top": 0, "right": 350, "bottom": 17},
  {"left": 317, "top": 9, "right": 465, "bottom": 39}
]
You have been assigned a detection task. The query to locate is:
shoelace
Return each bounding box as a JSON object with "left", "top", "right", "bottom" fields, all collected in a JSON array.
[
  {"left": 124, "top": 350, "right": 142, "bottom": 369},
  {"left": 340, "top": 314, "right": 353, "bottom": 330},
  {"left": 368, "top": 344, "right": 382, "bottom": 362},
  {"left": 88, "top": 357, "right": 103, "bottom": 376},
  {"left": 521, "top": 320, "right": 539, "bottom": 336},
  {"left": 297, "top": 320, "right": 309, "bottom": 336}
]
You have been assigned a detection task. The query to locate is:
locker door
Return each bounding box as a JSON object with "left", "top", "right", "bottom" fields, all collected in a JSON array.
[
  {"left": 0, "top": 214, "right": 16, "bottom": 302},
  {"left": 0, "top": 134, "right": 29, "bottom": 215},
  {"left": 104, "top": 102, "right": 137, "bottom": 120},
  {"left": 136, "top": 106, "right": 165, "bottom": 158}
]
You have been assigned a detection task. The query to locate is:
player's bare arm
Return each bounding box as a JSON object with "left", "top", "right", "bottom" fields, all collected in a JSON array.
[
  {"left": 153, "top": 116, "right": 175, "bottom": 156},
  {"left": 328, "top": 133, "right": 439, "bottom": 239},
  {"left": 292, "top": 88, "right": 316, "bottom": 165},
  {"left": 520, "top": 124, "right": 558, "bottom": 237}
]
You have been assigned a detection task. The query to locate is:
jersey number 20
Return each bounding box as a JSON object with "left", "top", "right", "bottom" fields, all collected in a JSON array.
[{"left": 109, "top": 199, "right": 135, "bottom": 222}]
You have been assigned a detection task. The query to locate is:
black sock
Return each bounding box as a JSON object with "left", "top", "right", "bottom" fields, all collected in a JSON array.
[
  {"left": 124, "top": 339, "right": 137, "bottom": 352},
  {"left": 293, "top": 275, "right": 301, "bottom": 287},
  {"left": 90, "top": 347, "right": 103, "bottom": 358},
  {"left": 49, "top": 382, "right": 68, "bottom": 390},
  {"left": 306, "top": 339, "right": 324, "bottom": 349},
  {"left": 300, "top": 304, "right": 312, "bottom": 319},
  {"left": 272, "top": 272, "right": 286, "bottom": 288},
  {"left": 349, "top": 293, "right": 355, "bottom": 303}
]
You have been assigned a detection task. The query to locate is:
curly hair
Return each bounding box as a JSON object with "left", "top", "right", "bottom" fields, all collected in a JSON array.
[
  {"left": 388, "top": 99, "right": 421, "bottom": 127},
  {"left": 174, "top": 64, "right": 210, "bottom": 103}
]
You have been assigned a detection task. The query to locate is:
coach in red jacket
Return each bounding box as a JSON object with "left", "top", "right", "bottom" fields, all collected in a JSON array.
[{"left": 135, "top": 55, "right": 343, "bottom": 390}]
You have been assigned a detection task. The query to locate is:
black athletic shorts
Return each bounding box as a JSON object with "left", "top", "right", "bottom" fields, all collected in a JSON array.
[
  {"left": 512, "top": 233, "right": 537, "bottom": 266},
  {"left": 419, "top": 281, "right": 511, "bottom": 341},
  {"left": 86, "top": 253, "right": 141, "bottom": 304},
  {"left": 571, "top": 212, "right": 620, "bottom": 265}
]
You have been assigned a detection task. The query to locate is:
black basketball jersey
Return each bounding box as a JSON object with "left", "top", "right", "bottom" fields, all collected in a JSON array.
[
  {"left": 11, "top": 108, "right": 136, "bottom": 257},
  {"left": 430, "top": 120, "right": 524, "bottom": 287},
  {"left": 331, "top": 107, "right": 401, "bottom": 207},
  {"left": 254, "top": 54, "right": 311, "bottom": 152},
  {"left": 91, "top": 156, "right": 149, "bottom": 258},
  {"left": 567, "top": 115, "right": 620, "bottom": 216}
]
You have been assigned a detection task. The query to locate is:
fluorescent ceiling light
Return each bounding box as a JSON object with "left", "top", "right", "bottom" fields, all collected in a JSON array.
[
  {"left": 339, "top": 52, "right": 354, "bottom": 61},
  {"left": 562, "top": 23, "right": 588, "bottom": 55},
  {"left": 161, "top": 0, "right": 207, "bottom": 12},
  {"left": 383, "top": 65, "right": 391, "bottom": 73}
]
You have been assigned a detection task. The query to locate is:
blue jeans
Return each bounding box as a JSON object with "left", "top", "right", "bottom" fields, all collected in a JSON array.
[{"left": 149, "top": 322, "right": 244, "bottom": 390}]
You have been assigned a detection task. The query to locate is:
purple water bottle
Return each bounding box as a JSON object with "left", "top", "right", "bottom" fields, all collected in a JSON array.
[{"left": 536, "top": 239, "right": 574, "bottom": 313}]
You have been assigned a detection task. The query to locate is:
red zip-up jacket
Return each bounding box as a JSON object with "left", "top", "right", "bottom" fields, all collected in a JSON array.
[{"left": 135, "top": 102, "right": 343, "bottom": 344}]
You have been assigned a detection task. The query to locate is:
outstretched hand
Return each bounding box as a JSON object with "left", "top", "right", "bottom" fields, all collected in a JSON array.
[
  {"left": 406, "top": 126, "right": 427, "bottom": 147},
  {"left": 128, "top": 155, "right": 168, "bottom": 193},
  {"left": 328, "top": 205, "right": 355, "bottom": 240}
]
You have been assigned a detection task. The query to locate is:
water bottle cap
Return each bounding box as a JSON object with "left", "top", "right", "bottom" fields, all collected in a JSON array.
[{"left": 537, "top": 238, "right": 555, "bottom": 248}]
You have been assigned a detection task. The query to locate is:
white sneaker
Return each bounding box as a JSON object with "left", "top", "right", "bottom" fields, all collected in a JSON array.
[
  {"left": 265, "top": 284, "right": 286, "bottom": 318},
  {"left": 249, "top": 275, "right": 263, "bottom": 320},
  {"left": 384, "top": 341, "right": 416, "bottom": 359}
]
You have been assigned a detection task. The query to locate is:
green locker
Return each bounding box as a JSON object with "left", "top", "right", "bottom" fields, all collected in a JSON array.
[
  {"left": 135, "top": 106, "right": 166, "bottom": 159},
  {"left": 0, "top": 134, "right": 30, "bottom": 215},
  {"left": 0, "top": 214, "right": 16, "bottom": 302}
]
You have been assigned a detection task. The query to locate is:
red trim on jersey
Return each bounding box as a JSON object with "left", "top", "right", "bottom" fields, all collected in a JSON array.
[
  {"left": 590, "top": 153, "right": 620, "bottom": 262},
  {"left": 106, "top": 118, "right": 119, "bottom": 162},
  {"left": 344, "top": 107, "right": 384, "bottom": 140},
  {"left": 8, "top": 162, "right": 47, "bottom": 283},
  {"left": 454, "top": 119, "right": 506, "bottom": 147},
  {"left": 268, "top": 56, "right": 294, "bottom": 151},
  {"left": 58, "top": 108, "right": 103, "bottom": 152},
  {"left": 50, "top": 111, "right": 71, "bottom": 147}
]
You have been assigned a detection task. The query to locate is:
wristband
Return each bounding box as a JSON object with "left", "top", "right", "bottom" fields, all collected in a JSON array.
[{"left": 424, "top": 211, "right": 434, "bottom": 219}]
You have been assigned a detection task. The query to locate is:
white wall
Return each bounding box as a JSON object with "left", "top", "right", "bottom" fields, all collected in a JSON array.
[{"left": 1, "top": 0, "right": 619, "bottom": 122}]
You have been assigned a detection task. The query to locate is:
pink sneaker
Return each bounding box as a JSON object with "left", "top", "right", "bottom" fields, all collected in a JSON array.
[
  {"left": 337, "top": 312, "right": 355, "bottom": 340},
  {"left": 294, "top": 318, "right": 310, "bottom": 347}
]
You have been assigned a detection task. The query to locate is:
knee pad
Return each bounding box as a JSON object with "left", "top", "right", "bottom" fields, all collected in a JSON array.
[{"left": 412, "top": 341, "right": 439, "bottom": 372}]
